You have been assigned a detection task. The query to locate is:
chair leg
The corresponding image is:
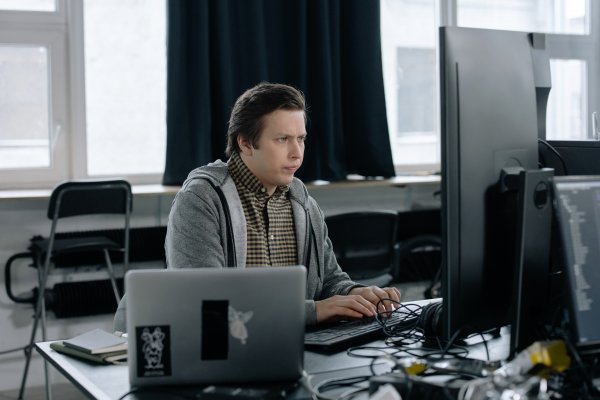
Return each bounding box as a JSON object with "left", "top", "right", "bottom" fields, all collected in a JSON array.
[
  {"left": 18, "top": 310, "right": 39, "bottom": 399},
  {"left": 18, "top": 256, "right": 53, "bottom": 400},
  {"left": 39, "top": 269, "right": 53, "bottom": 400},
  {"left": 103, "top": 249, "right": 121, "bottom": 304}
]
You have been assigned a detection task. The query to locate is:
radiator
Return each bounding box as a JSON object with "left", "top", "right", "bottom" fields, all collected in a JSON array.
[
  {"left": 6, "top": 226, "right": 167, "bottom": 318},
  {"left": 43, "top": 226, "right": 167, "bottom": 268}
]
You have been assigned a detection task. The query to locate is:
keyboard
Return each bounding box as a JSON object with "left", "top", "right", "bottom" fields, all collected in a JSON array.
[{"left": 304, "top": 311, "right": 417, "bottom": 352}]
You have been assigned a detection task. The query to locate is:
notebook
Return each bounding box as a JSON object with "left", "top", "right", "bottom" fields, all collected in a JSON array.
[
  {"left": 552, "top": 176, "right": 600, "bottom": 348},
  {"left": 126, "top": 266, "right": 306, "bottom": 387}
]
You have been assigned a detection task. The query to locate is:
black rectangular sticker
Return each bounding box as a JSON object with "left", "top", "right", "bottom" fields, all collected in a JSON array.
[{"left": 202, "top": 300, "right": 229, "bottom": 359}]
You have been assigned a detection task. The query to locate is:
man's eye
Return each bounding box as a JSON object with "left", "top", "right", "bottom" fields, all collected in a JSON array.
[{"left": 277, "top": 137, "right": 287, "bottom": 143}]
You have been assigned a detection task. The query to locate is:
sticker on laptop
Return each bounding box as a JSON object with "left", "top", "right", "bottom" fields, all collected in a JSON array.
[
  {"left": 136, "top": 325, "right": 171, "bottom": 378},
  {"left": 228, "top": 305, "right": 253, "bottom": 345},
  {"left": 201, "top": 301, "right": 254, "bottom": 360}
]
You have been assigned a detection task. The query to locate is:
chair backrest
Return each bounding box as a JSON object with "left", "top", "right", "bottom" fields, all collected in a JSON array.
[
  {"left": 392, "top": 209, "right": 442, "bottom": 284},
  {"left": 325, "top": 210, "right": 398, "bottom": 280},
  {"left": 47, "top": 179, "right": 132, "bottom": 219},
  {"left": 395, "top": 234, "right": 441, "bottom": 283},
  {"left": 396, "top": 209, "right": 440, "bottom": 242}
]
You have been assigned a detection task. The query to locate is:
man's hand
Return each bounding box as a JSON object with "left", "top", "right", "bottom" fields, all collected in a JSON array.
[
  {"left": 315, "top": 294, "right": 377, "bottom": 323},
  {"left": 348, "top": 286, "right": 401, "bottom": 314},
  {"left": 314, "top": 286, "right": 402, "bottom": 323}
]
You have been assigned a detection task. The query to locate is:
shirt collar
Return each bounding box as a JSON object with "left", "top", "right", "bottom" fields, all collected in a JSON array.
[{"left": 228, "top": 152, "right": 290, "bottom": 198}]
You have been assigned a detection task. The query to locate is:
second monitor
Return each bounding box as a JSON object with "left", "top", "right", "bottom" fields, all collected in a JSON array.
[{"left": 439, "top": 26, "right": 554, "bottom": 352}]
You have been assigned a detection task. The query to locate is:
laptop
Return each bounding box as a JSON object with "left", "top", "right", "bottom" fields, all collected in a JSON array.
[
  {"left": 552, "top": 176, "right": 600, "bottom": 349},
  {"left": 126, "top": 266, "right": 306, "bottom": 387}
]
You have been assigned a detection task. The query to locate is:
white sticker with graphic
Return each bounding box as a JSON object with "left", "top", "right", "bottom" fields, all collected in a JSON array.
[
  {"left": 228, "top": 306, "right": 253, "bottom": 345},
  {"left": 141, "top": 327, "right": 166, "bottom": 370}
]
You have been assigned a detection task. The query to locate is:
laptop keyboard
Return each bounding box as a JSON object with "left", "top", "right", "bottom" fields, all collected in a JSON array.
[{"left": 304, "top": 310, "right": 417, "bottom": 351}]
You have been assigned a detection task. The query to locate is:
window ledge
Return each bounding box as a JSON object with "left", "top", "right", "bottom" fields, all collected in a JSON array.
[
  {"left": 0, "top": 184, "right": 181, "bottom": 201},
  {"left": 306, "top": 175, "right": 440, "bottom": 189},
  {"left": 0, "top": 176, "right": 441, "bottom": 201}
]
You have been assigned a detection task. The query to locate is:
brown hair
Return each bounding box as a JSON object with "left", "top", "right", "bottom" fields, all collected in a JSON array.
[{"left": 225, "top": 82, "right": 306, "bottom": 157}]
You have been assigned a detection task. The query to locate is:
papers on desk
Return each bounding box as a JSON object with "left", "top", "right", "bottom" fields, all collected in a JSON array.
[{"left": 51, "top": 328, "right": 127, "bottom": 365}]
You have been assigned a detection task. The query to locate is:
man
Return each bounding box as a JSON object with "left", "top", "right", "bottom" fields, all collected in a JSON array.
[{"left": 114, "top": 82, "right": 400, "bottom": 331}]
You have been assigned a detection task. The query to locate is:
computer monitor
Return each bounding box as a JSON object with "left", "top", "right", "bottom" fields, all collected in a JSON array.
[
  {"left": 439, "top": 26, "right": 554, "bottom": 353},
  {"left": 552, "top": 176, "right": 600, "bottom": 350}
]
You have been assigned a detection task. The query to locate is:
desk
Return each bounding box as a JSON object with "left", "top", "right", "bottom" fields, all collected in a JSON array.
[
  {"left": 36, "top": 341, "right": 392, "bottom": 399},
  {"left": 36, "top": 328, "right": 510, "bottom": 399}
]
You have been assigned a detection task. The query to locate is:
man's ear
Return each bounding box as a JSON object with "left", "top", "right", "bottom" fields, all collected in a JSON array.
[{"left": 238, "top": 135, "right": 253, "bottom": 156}]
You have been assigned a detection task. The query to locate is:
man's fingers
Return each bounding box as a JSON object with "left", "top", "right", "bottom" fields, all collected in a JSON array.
[
  {"left": 358, "top": 286, "right": 402, "bottom": 313},
  {"left": 382, "top": 287, "right": 401, "bottom": 303},
  {"left": 315, "top": 288, "right": 403, "bottom": 323}
]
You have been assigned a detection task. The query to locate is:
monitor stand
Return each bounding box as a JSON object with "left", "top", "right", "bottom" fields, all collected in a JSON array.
[{"left": 500, "top": 167, "right": 554, "bottom": 358}]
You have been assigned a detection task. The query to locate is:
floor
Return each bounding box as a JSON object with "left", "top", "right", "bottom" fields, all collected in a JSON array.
[{"left": 0, "top": 281, "right": 429, "bottom": 400}]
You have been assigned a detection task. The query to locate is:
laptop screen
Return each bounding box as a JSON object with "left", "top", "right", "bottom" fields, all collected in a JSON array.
[{"left": 553, "top": 176, "right": 600, "bottom": 347}]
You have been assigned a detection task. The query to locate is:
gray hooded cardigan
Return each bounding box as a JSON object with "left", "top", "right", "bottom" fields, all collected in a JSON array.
[{"left": 113, "top": 160, "right": 360, "bottom": 332}]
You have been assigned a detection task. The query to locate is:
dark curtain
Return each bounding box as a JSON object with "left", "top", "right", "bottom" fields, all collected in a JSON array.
[{"left": 163, "top": 0, "right": 395, "bottom": 185}]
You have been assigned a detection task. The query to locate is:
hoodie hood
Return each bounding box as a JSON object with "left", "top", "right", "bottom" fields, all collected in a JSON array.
[
  {"left": 183, "top": 159, "right": 310, "bottom": 209},
  {"left": 185, "top": 159, "right": 229, "bottom": 187}
]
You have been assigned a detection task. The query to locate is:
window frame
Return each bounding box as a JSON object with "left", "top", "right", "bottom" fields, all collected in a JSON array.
[
  {"left": 68, "top": 1, "right": 165, "bottom": 185},
  {"left": 0, "top": 2, "right": 70, "bottom": 188},
  {"left": 0, "top": 0, "right": 165, "bottom": 189},
  {"left": 0, "top": 0, "right": 66, "bottom": 24}
]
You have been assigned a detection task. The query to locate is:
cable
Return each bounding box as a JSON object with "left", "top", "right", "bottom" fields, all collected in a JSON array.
[
  {"left": 475, "top": 332, "right": 491, "bottom": 361},
  {"left": 117, "top": 386, "right": 195, "bottom": 400},
  {"left": 558, "top": 329, "right": 600, "bottom": 399},
  {"left": 304, "top": 370, "right": 370, "bottom": 400},
  {"left": 302, "top": 370, "right": 320, "bottom": 400},
  {"left": 440, "top": 328, "right": 466, "bottom": 359},
  {"left": 538, "top": 138, "right": 568, "bottom": 175}
]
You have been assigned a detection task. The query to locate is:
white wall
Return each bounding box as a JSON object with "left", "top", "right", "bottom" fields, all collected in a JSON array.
[{"left": 0, "top": 180, "right": 440, "bottom": 392}]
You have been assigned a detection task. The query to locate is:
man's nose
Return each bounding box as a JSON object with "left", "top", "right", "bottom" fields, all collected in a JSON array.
[{"left": 289, "top": 140, "right": 303, "bottom": 158}]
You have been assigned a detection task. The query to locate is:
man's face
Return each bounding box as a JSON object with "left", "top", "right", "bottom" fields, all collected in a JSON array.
[{"left": 238, "top": 109, "right": 306, "bottom": 195}]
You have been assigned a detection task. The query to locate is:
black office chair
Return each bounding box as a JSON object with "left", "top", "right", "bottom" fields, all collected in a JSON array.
[
  {"left": 394, "top": 234, "right": 442, "bottom": 298},
  {"left": 393, "top": 208, "right": 441, "bottom": 282},
  {"left": 325, "top": 210, "right": 398, "bottom": 287},
  {"left": 19, "top": 179, "right": 132, "bottom": 400}
]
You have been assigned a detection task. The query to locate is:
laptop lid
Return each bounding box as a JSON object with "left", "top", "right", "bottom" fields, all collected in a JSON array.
[
  {"left": 552, "top": 176, "right": 600, "bottom": 348},
  {"left": 126, "top": 266, "right": 306, "bottom": 387}
]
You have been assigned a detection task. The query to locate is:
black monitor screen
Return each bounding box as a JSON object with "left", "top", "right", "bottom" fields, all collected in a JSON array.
[
  {"left": 553, "top": 176, "right": 600, "bottom": 347},
  {"left": 439, "top": 26, "right": 544, "bottom": 341}
]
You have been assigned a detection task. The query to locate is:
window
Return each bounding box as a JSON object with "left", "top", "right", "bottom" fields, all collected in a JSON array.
[
  {"left": 0, "top": 0, "right": 55, "bottom": 12},
  {"left": 457, "top": 0, "right": 595, "bottom": 140},
  {"left": 81, "top": 0, "right": 166, "bottom": 176},
  {"left": 547, "top": 60, "right": 588, "bottom": 140},
  {"left": 0, "top": 45, "right": 51, "bottom": 169},
  {"left": 457, "top": 0, "right": 589, "bottom": 35},
  {"left": 0, "top": 2, "right": 69, "bottom": 187},
  {"left": 380, "top": 0, "right": 439, "bottom": 173},
  {"left": 0, "top": 0, "right": 166, "bottom": 189},
  {"left": 381, "top": 0, "right": 598, "bottom": 174}
]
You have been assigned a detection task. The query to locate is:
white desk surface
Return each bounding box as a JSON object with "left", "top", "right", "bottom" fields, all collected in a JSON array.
[
  {"left": 36, "top": 300, "right": 510, "bottom": 399},
  {"left": 36, "top": 340, "right": 387, "bottom": 400}
]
